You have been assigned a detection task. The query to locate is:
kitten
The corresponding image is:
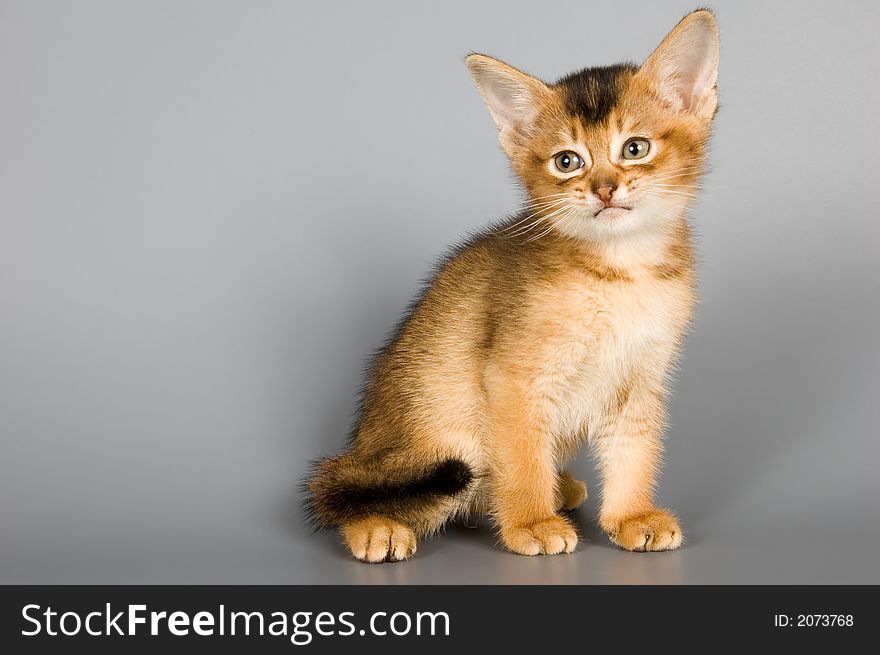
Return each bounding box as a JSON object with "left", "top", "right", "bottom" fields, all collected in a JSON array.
[{"left": 307, "top": 9, "right": 719, "bottom": 561}]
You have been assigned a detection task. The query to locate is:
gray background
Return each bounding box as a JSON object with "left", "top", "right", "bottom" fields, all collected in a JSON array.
[{"left": 2, "top": 0, "right": 878, "bottom": 584}]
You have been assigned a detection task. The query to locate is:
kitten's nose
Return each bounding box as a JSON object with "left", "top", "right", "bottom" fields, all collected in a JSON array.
[{"left": 594, "top": 184, "right": 616, "bottom": 206}]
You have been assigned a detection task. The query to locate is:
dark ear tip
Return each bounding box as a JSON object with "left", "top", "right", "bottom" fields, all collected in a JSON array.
[
  {"left": 690, "top": 6, "right": 716, "bottom": 17},
  {"left": 687, "top": 7, "right": 719, "bottom": 27},
  {"left": 464, "top": 53, "right": 492, "bottom": 71}
]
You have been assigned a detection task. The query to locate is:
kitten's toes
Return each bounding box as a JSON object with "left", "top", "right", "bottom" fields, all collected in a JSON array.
[
  {"left": 556, "top": 473, "right": 588, "bottom": 511},
  {"left": 502, "top": 515, "right": 578, "bottom": 556},
  {"left": 604, "top": 509, "right": 683, "bottom": 552},
  {"left": 340, "top": 516, "right": 417, "bottom": 563}
]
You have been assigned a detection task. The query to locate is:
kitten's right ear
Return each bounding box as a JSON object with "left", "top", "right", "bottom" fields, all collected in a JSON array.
[{"left": 465, "top": 54, "right": 549, "bottom": 155}]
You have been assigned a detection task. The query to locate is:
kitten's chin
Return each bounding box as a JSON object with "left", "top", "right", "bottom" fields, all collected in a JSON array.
[
  {"left": 593, "top": 207, "right": 631, "bottom": 220},
  {"left": 553, "top": 207, "right": 648, "bottom": 241}
]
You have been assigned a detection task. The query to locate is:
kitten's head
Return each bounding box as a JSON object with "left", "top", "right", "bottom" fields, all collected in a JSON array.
[{"left": 467, "top": 9, "right": 719, "bottom": 242}]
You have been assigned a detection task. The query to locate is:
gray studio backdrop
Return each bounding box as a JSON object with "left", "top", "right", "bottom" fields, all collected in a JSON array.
[{"left": 2, "top": 0, "right": 878, "bottom": 584}]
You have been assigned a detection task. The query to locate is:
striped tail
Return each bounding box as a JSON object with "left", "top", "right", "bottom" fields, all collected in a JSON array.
[{"left": 305, "top": 455, "right": 474, "bottom": 532}]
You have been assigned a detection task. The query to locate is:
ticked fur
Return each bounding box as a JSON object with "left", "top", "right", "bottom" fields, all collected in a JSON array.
[{"left": 307, "top": 9, "right": 719, "bottom": 561}]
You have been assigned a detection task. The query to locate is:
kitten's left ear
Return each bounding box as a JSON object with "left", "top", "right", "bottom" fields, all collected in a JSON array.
[{"left": 640, "top": 9, "right": 720, "bottom": 120}]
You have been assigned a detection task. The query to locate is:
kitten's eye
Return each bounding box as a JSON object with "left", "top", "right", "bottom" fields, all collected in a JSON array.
[
  {"left": 622, "top": 138, "right": 650, "bottom": 160},
  {"left": 553, "top": 151, "right": 585, "bottom": 173}
]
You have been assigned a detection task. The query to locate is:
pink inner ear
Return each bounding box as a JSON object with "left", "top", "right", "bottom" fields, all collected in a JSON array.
[
  {"left": 645, "top": 16, "right": 719, "bottom": 115},
  {"left": 654, "top": 52, "right": 716, "bottom": 114},
  {"left": 679, "top": 70, "right": 705, "bottom": 111}
]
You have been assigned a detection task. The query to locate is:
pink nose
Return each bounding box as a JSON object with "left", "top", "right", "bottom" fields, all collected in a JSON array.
[{"left": 595, "top": 185, "right": 615, "bottom": 205}]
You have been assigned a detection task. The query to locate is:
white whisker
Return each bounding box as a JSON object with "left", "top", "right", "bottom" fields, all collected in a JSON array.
[
  {"left": 509, "top": 203, "right": 572, "bottom": 238},
  {"left": 525, "top": 207, "right": 576, "bottom": 243},
  {"left": 656, "top": 190, "right": 702, "bottom": 199},
  {"left": 522, "top": 193, "right": 569, "bottom": 207},
  {"left": 501, "top": 198, "right": 570, "bottom": 235},
  {"left": 646, "top": 172, "right": 702, "bottom": 183},
  {"left": 554, "top": 207, "right": 581, "bottom": 239},
  {"left": 523, "top": 198, "right": 570, "bottom": 210}
]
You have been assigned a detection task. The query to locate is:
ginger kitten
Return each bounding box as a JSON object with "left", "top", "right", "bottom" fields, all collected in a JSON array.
[{"left": 307, "top": 9, "right": 719, "bottom": 562}]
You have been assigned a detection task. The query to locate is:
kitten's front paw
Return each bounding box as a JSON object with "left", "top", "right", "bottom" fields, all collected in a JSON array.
[
  {"left": 340, "top": 516, "right": 417, "bottom": 563},
  {"left": 605, "top": 509, "right": 683, "bottom": 552},
  {"left": 501, "top": 516, "right": 578, "bottom": 556}
]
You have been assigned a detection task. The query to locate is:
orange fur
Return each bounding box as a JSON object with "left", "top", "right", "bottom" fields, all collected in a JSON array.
[{"left": 307, "top": 9, "right": 719, "bottom": 561}]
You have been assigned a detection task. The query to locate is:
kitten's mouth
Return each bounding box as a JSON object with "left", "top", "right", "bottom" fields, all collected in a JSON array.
[{"left": 593, "top": 206, "right": 631, "bottom": 219}]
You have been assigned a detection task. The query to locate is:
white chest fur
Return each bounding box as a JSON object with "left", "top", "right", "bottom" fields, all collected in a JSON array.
[{"left": 534, "top": 273, "right": 693, "bottom": 443}]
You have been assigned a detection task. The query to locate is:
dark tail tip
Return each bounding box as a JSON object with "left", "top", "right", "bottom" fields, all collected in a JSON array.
[{"left": 304, "top": 456, "right": 474, "bottom": 529}]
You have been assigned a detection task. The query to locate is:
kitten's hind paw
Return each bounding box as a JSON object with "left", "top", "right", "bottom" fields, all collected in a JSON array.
[
  {"left": 605, "top": 509, "right": 683, "bottom": 552},
  {"left": 556, "top": 472, "right": 588, "bottom": 511},
  {"left": 341, "top": 516, "right": 417, "bottom": 563},
  {"left": 501, "top": 516, "right": 578, "bottom": 556}
]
